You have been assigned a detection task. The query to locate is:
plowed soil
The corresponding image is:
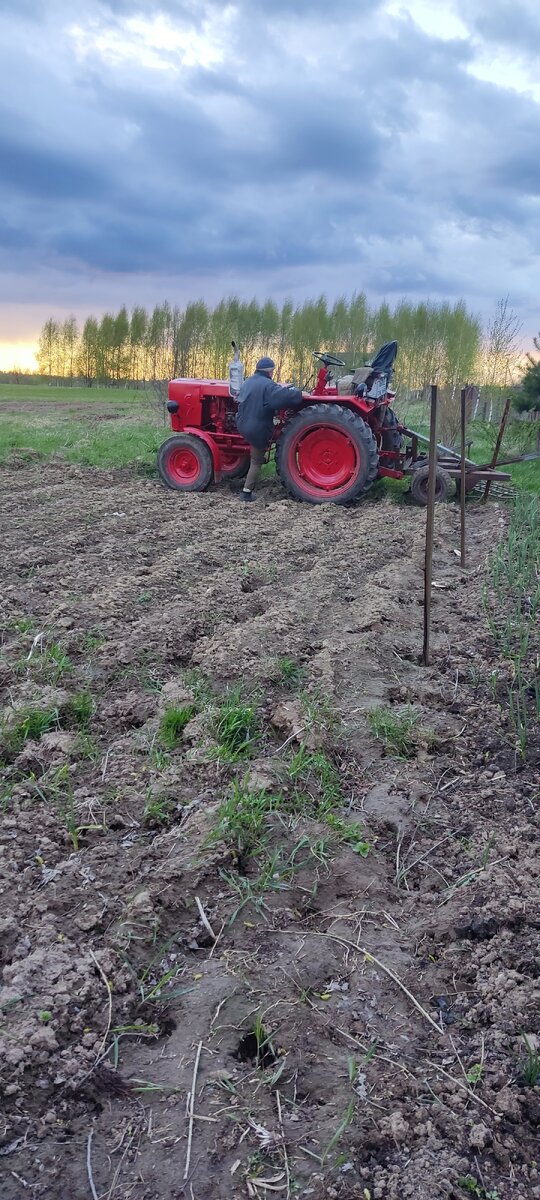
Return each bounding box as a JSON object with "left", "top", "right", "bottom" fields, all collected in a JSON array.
[{"left": 1, "top": 462, "right": 538, "bottom": 1200}]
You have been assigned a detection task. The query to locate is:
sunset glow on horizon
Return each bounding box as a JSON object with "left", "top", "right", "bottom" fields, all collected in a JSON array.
[{"left": 0, "top": 343, "right": 39, "bottom": 372}]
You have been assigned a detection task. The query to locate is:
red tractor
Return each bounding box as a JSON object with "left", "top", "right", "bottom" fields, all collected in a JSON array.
[{"left": 157, "top": 340, "right": 416, "bottom": 506}]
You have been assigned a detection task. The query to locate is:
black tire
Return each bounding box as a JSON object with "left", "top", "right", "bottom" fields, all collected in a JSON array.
[
  {"left": 410, "top": 463, "right": 451, "bottom": 506},
  {"left": 221, "top": 453, "right": 251, "bottom": 480},
  {"left": 157, "top": 434, "right": 213, "bottom": 492},
  {"left": 276, "top": 404, "right": 379, "bottom": 505},
  {"left": 379, "top": 406, "right": 403, "bottom": 453}
]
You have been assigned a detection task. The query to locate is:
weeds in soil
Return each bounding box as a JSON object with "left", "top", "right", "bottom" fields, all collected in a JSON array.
[
  {"left": 64, "top": 690, "right": 95, "bottom": 729},
  {"left": 212, "top": 760, "right": 369, "bottom": 862},
  {"left": 34, "top": 765, "right": 104, "bottom": 850},
  {"left": 182, "top": 668, "right": 213, "bottom": 706},
  {"left": 300, "top": 687, "right": 339, "bottom": 736},
  {"left": 289, "top": 748, "right": 370, "bottom": 855},
  {"left": 457, "top": 1178, "right": 500, "bottom": 1199},
  {"left": 520, "top": 1033, "right": 539, "bottom": 1086},
  {"left": 138, "top": 960, "right": 194, "bottom": 1004},
  {"left": 214, "top": 688, "right": 259, "bottom": 761},
  {"left": 276, "top": 656, "right": 304, "bottom": 689},
  {"left": 15, "top": 640, "right": 72, "bottom": 684},
  {"left": 148, "top": 746, "right": 172, "bottom": 771},
  {"left": 221, "top": 838, "right": 327, "bottom": 923},
  {"left": 1, "top": 704, "right": 59, "bottom": 757},
  {"left": 144, "top": 794, "right": 174, "bottom": 825},
  {"left": 83, "top": 630, "right": 106, "bottom": 650},
  {"left": 212, "top": 783, "right": 283, "bottom": 854},
  {"left": 14, "top": 616, "right": 36, "bottom": 634},
  {"left": 465, "top": 1062, "right": 484, "bottom": 1085},
  {"left": 367, "top": 704, "right": 432, "bottom": 758},
  {"left": 158, "top": 704, "right": 196, "bottom": 748},
  {"left": 484, "top": 494, "right": 540, "bottom": 756},
  {"left": 302, "top": 1100, "right": 356, "bottom": 1168}
]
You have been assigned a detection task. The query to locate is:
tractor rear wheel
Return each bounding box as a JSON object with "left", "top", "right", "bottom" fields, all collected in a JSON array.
[
  {"left": 410, "top": 463, "right": 451, "bottom": 506},
  {"left": 276, "top": 404, "right": 379, "bottom": 505},
  {"left": 379, "top": 406, "right": 403, "bottom": 453},
  {"left": 220, "top": 450, "right": 251, "bottom": 480},
  {"left": 157, "top": 434, "right": 213, "bottom": 492}
]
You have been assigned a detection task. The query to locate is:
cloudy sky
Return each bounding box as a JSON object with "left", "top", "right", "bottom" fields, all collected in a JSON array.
[{"left": 0, "top": 0, "right": 539, "bottom": 366}]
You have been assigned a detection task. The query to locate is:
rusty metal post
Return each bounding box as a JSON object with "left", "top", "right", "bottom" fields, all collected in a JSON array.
[
  {"left": 482, "top": 395, "right": 511, "bottom": 503},
  {"left": 460, "top": 388, "right": 467, "bottom": 568},
  {"left": 423, "top": 385, "right": 438, "bottom": 666}
]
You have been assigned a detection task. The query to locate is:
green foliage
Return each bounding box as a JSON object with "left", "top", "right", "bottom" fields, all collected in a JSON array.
[
  {"left": 158, "top": 704, "right": 196, "bottom": 749},
  {"left": 516, "top": 356, "right": 540, "bottom": 413},
  {"left": 276, "top": 656, "right": 304, "bottom": 689},
  {"left": 367, "top": 705, "right": 427, "bottom": 758},
  {"left": 485, "top": 494, "right": 540, "bottom": 754},
  {"left": 457, "top": 1178, "right": 499, "bottom": 1199},
  {"left": 144, "top": 795, "right": 174, "bottom": 826},
  {"left": 521, "top": 1033, "right": 539, "bottom": 1087},
  {"left": 28, "top": 295, "right": 483, "bottom": 388},
  {"left": 211, "top": 784, "right": 283, "bottom": 854},
  {"left": 64, "top": 691, "right": 95, "bottom": 729},
  {"left": 214, "top": 690, "right": 258, "bottom": 761},
  {"left": 1, "top": 705, "right": 59, "bottom": 756},
  {"left": 212, "top": 748, "right": 369, "bottom": 860}
]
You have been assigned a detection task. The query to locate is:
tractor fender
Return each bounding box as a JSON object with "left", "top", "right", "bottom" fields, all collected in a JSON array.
[{"left": 182, "top": 427, "right": 222, "bottom": 481}]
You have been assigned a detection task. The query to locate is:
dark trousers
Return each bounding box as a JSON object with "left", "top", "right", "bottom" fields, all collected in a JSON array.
[{"left": 244, "top": 446, "right": 266, "bottom": 491}]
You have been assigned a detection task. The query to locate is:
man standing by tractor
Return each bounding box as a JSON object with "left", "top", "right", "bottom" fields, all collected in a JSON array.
[{"left": 235, "top": 357, "right": 303, "bottom": 501}]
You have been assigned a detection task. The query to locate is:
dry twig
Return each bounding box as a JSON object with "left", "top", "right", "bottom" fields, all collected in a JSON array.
[
  {"left": 195, "top": 895, "right": 216, "bottom": 940},
  {"left": 276, "top": 1091, "right": 290, "bottom": 1199},
  {"left": 89, "top": 950, "right": 113, "bottom": 1059},
  {"left": 86, "top": 1130, "right": 99, "bottom": 1200},
  {"left": 183, "top": 1040, "right": 203, "bottom": 1181}
]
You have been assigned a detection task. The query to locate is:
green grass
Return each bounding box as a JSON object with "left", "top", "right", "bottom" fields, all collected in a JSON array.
[
  {"left": 1, "top": 382, "right": 538, "bottom": 488},
  {"left": 0, "top": 382, "right": 147, "bottom": 404},
  {"left": 1, "top": 704, "right": 59, "bottom": 757},
  {"left": 0, "top": 383, "right": 164, "bottom": 468},
  {"left": 520, "top": 1033, "right": 539, "bottom": 1087},
  {"left": 275, "top": 656, "right": 304, "bottom": 689},
  {"left": 0, "top": 413, "right": 163, "bottom": 469},
  {"left": 211, "top": 749, "right": 369, "bottom": 860},
  {"left": 214, "top": 689, "right": 259, "bottom": 762},
  {"left": 367, "top": 705, "right": 429, "bottom": 758},
  {"left": 158, "top": 704, "right": 197, "bottom": 749},
  {"left": 64, "top": 691, "right": 95, "bottom": 729},
  {"left": 144, "top": 795, "right": 174, "bottom": 826},
  {"left": 484, "top": 494, "right": 540, "bottom": 755}
]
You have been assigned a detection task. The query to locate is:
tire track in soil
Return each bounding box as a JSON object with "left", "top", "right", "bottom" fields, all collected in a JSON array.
[{"left": 1, "top": 464, "right": 538, "bottom": 1200}]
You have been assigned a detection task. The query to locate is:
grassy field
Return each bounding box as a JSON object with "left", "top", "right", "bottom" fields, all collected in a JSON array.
[
  {"left": 0, "top": 381, "right": 538, "bottom": 491},
  {"left": 0, "top": 381, "right": 166, "bottom": 469}
]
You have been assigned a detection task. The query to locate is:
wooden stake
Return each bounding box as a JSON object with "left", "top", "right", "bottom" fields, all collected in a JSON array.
[
  {"left": 423, "top": 385, "right": 438, "bottom": 666},
  {"left": 460, "top": 388, "right": 467, "bottom": 568}
]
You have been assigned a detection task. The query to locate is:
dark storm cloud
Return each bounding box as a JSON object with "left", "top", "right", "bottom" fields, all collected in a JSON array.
[
  {"left": 0, "top": 0, "right": 539, "bottom": 329},
  {"left": 0, "top": 131, "right": 108, "bottom": 201}
]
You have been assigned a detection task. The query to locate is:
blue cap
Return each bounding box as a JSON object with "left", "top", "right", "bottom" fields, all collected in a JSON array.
[{"left": 256, "top": 357, "right": 275, "bottom": 371}]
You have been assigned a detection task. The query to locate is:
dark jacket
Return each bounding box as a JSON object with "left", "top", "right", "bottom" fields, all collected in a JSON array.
[{"left": 235, "top": 370, "right": 303, "bottom": 450}]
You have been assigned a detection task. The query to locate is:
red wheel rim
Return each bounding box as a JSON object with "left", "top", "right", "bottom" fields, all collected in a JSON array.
[
  {"left": 288, "top": 424, "right": 361, "bottom": 497},
  {"left": 167, "top": 446, "right": 201, "bottom": 484},
  {"left": 221, "top": 450, "right": 247, "bottom": 472}
]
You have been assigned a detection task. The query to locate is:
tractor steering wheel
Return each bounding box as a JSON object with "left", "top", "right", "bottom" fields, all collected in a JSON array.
[{"left": 312, "top": 351, "right": 346, "bottom": 368}]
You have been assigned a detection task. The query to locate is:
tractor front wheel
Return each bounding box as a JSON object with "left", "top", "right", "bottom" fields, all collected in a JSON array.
[
  {"left": 276, "top": 404, "right": 379, "bottom": 505},
  {"left": 157, "top": 434, "right": 213, "bottom": 492}
]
